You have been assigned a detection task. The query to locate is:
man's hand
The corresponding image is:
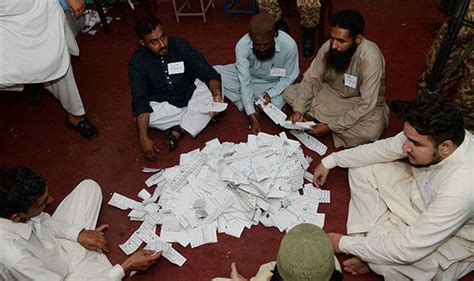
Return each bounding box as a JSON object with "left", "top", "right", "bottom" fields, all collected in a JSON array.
[
  {"left": 262, "top": 93, "right": 271, "bottom": 105},
  {"left": 209, "top": 94, "right": 223, "bottom": 117},
  {"left": 307, "top": 123, "right": 331, "bottom": 137},
  {"left": 67, "top": 0, "right": 85, "bottom": 18},
  {"left": 230, "top": 263, "right": 249, "bottom": 281},
  {"left": 327, "top": 232, "right": 344, "bottom": 253},
  {"left": 248, "top": 114, "right": 261, "bottom": 135},
  {"left": 213, "top": 94, "right": 223, "bottom": 103},
  {"left": 77, "top": 224, "right": 109, "bottom": 253},
  {"left": 287, "top": 111, "right": 304, "bottom": 123},
  {"left": 121, "top": 249, "right": 161, "bottom": 274},
  {"left": 313, "top": 163, "right": 330, "bottom": 187},
  {"left": 139, "top": 137, "right": 159, "bottom": 161}
]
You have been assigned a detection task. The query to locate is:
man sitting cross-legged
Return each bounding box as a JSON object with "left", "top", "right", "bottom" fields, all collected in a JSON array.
[
  {"left": 313, "top": 95, "right": 473, "bottom": 280},
  {"left": 128, "top": 16, "right": 223, "bottom": 160}
]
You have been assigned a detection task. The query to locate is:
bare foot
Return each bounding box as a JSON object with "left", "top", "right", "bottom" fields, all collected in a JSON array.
[{"left": 342, "top": 257, "right": 370, "bottom": 275}]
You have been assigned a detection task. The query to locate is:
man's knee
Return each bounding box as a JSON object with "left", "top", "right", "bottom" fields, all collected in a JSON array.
[{"left": 75, "top": 179, "right": 103, "bottom": 201}]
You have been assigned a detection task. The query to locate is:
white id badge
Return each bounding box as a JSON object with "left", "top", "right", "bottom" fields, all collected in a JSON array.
[
  {"left": 270, "top": 68, "right": 286, "bottom": 77},
  {"left": 167, "top": 61, "right": 185, "bottom": 75},
  {"left": 344, "top": 73, "right": 358, "bottom": 89}
]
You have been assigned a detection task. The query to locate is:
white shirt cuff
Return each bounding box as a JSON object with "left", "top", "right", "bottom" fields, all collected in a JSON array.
[
  {"left": 339, "top": 235, "right": 365, "bottom": 255},
  {"left": 321, "top": 153, "right": 338, "bottom": 169},
  {"left": 67, "top": 225, "right": 85, "bottom": 241},
  {"left": 108, "top": 264, "right": 125, "bottom": 281}
]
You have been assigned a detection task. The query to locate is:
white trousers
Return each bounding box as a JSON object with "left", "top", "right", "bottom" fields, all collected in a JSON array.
[
  {"left": 149, "top": 79, "right": 213, "bottom": 137},
  {"left": 43, "top": 63, "right": 85, "bottom": 116},
  {"left": 0, "top": 63, "right": 85, "bottom": 116},
  {"left": 347, "top": 163, "right": 473, "bottom": 280},
  {"left": 52, "top": 180, "right": 116, "bottom": 280}
]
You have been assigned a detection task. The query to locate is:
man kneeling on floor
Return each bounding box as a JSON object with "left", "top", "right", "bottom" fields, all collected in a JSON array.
[
  {"left": 128, "top": 16, "right": 223, "bottom": 161},
  {"left": 213, "top": 224, "right": 343, "bottom": 281},
  {"left": 313, "top": 95, "right": 473, "bottom": 279},
  {"left": 0, "top": 167, "right": 161, "bottom": 280}
]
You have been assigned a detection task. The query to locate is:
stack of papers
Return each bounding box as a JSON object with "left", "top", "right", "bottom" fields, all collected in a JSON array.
[{"left": 108, "top": 132, "right": 331, "bottom": 266}]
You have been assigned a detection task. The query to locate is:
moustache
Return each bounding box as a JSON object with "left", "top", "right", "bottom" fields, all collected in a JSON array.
[{"left": 158, "top": 46, "right": 168, "bottom": 53}]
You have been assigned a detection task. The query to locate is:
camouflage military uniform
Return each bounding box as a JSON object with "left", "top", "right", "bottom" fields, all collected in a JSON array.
[
  {"left": 419, "top": 1, "right": 474, "bottom": 130},
  {"left": 257, "top": 0, "right": 321, "bottom": 28}
]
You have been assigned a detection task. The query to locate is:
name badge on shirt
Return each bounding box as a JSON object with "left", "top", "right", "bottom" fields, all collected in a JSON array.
[
  {"left": 420, "top": 179, "right": 432, "bottom": 205},
  {"left": 344, "top": 73, "right": 358, "bottom": 89},
  {"left": 167, "top": 61, "right": 185, "bottom": 75},
  {"left": 270, "top": 68, "right": 286, "bottom": 77}
]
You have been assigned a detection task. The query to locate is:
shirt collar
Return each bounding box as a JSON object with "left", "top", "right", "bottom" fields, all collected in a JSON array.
[
  {"left": 248, "top": 34, "right": 281, "bottom": 53},
  {"left": 429, "top": 130, "right": 471, "bottom": 169},
  {"left": 0, "top": 217, "right": 32, "bottom": 240},
  {"left": 274, "top": 37, "right": 281, "bottom": 52}
]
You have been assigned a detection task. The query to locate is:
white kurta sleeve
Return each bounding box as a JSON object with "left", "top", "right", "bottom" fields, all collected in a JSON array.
[{"left": 322, "top": 131, "right": 407, "bottom": 169}]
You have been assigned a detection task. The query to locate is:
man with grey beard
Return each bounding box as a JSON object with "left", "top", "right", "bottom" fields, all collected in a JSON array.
[{"left": 284, "top": 9, "right": 388, "bottom": 148}]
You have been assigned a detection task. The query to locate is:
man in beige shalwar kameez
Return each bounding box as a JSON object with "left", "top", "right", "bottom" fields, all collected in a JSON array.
[{"left": 284, "top": 9, "right": 388, "bottom": 148}]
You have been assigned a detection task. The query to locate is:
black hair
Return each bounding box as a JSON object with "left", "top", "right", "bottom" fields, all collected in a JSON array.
[
  {"left": 135, "top": 16, "right": 163, "bottom": 39},
  {"left": 0, "top": 167, "right": 46, "bottom": 218},
  {"left": 391, "top": 95, "right": 465, "bottom": 146},
  {"left": 330, "top": 9, "right": 365, "bottom": 38},
  {"left": 270, "top": 264, "right": 344, "bottom": 281}
]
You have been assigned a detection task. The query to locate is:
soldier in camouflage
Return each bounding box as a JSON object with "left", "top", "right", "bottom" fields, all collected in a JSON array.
[
  {"left": 419, "top": 0, "right": 473, "bottom": 130},
  {"left": 257, "top": 0, "right": 321, "bottom": 57}
]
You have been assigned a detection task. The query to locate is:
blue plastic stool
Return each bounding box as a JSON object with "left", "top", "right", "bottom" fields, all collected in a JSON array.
[{"left": 223, "top": 0, "right": 257, "bottom": 16}]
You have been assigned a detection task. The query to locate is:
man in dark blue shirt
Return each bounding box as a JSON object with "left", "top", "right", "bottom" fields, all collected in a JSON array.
[{"left": 128, "top": 16, "right": 223, "bottom": 161}]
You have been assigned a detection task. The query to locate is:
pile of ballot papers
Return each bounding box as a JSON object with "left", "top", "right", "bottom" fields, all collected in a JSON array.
[{"left": 108, "top": 132, "right": 330, "bottom": 267}]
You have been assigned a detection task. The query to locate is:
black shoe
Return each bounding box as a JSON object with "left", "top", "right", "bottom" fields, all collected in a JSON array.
[
  {"left": 164, "top": 125, "right": 185, "bottom": 151},
  {"left": 302, "top": 28, "right": 316, "bottom": 57},
  {"left": 65, "top": 117, "right": 98, "bottom": 140},
  {"left": 275, "top": 19, "right": 290, "bottom": 35},
  {"left": 210, "top": 116, "right": 220, "bottom": 124}
]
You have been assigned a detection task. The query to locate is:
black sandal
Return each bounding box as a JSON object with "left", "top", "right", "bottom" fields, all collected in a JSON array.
[{"left": 164, "top": 126, "right": 185, "bottom": 151}]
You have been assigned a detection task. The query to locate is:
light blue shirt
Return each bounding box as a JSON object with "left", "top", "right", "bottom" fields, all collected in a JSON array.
[{"left": 235, "top": 31, "right": 299, "bottom": 114}]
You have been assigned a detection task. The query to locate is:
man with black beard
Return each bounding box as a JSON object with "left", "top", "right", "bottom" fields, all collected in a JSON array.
[
  {"left": 128, "top": 16, "right": 223, "bottom": 160},
  {"left": 215, "top": 13, "right": 299, "bottom": 134},
  {"left": 284, "top": 9, "right": 389, "bottom": 148},
  {"left": 313, "top": 95, "right": 473, "bottom": 280}
]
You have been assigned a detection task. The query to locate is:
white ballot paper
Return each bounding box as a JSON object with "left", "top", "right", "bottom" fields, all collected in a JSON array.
[
  {"left": 200, "top": 102, "right": 228, "bottom": 113},
  {"left": 256, "top": 100, "right": 316, "bottom": 130},
  {"left": 109, "top": 134, "right": 333, "bottom": 266},
  {"left": 108, "top": 193, "right": 144, "bottom": 210},
  {"left": 289, "top": 130, "right": 327, "bottom": 156}
]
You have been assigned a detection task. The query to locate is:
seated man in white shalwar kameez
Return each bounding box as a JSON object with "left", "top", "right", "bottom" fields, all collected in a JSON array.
[
  {"left": 0, "top": 0, "right": 98, "bottom": 140},
  {"left": 313, "top": 95, "right": 473, "bottom": 280},
  {"left": 0, "top": 167, "right": 161, "bottom": 280}
]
